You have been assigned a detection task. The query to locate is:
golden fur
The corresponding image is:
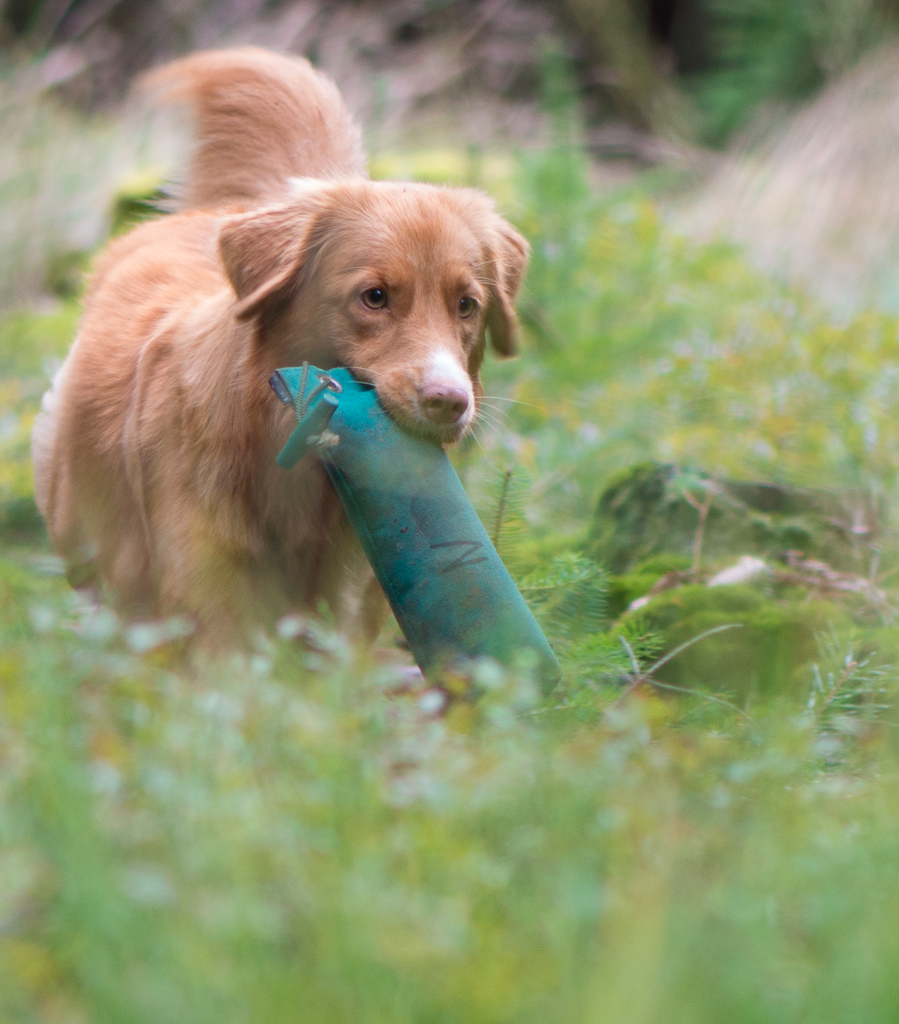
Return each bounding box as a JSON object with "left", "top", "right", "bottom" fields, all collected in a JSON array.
[{"left": 32, "top": 47, "right": 530, "bottom": 645}]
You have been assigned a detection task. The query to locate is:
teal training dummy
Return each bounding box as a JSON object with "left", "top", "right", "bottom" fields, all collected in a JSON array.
[{"left": 271, "top": 364, "right": 560, "bottom": 692}]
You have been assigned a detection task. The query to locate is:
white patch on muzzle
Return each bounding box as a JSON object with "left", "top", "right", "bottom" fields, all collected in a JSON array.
[
  {"left": 423, "top": 350, "right": 472, "bottom": 395},
  {"left": 415, "top": 349, "right": 476, "bottom": 432}
]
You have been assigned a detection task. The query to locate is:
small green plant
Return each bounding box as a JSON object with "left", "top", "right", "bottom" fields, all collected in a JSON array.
[
  {"left": 520, "top": 551, "right": 608, "bottom": 645},
  {"left": 478, "top": 465, "right": 530, "bottom": 568},
  {"left": 808, "top": 627, "right": 896, "bottom": 725}
]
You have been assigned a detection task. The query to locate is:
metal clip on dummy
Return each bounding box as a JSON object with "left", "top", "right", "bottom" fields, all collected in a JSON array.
[
  {"left": 270, "top": 363, "right": 560, "bottom": 692},
  {"left": 272, "top": 363, "right": 343, "bottom": 467}
]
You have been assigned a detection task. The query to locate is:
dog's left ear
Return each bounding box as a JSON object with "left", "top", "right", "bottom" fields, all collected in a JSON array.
[
  {"left": 219, "top": 200, "right": 324, "bottom": 321},
  {"left": 483, "top": 219, "right": 530, "bottom": 358}
]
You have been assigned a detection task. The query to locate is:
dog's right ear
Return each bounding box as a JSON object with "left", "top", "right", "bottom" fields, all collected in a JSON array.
[
  {"left": 218, "top": 202, "right": 322, "bottom": 321},
  {"left": 482, "top": 219, "right": 530, "bottom": 358}
]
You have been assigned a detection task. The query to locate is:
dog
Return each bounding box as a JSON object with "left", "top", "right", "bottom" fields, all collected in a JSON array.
[{"left": 32, "top": 47, "right": 530, "bottom": 647}]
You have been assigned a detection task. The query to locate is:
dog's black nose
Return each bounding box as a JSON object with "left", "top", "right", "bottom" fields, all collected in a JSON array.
[{"left": 420, "top": 385, "right": 470, "bottom": 424}]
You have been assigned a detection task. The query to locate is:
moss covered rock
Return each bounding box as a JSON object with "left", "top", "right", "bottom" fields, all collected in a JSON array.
[
  {"left": 606, "top": 553, "right": 692, "bottom": 619},
  {"left": 588, "top": 462, "right": 879, "bottom": 574},
  {"left": 589, "top": 463, "right": 878, "bottom": 696},
  {"left": 623, "top": 583, "right": 848, "bottom": 698}
]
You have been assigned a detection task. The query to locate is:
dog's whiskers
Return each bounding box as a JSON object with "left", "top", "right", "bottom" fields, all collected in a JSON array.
[
  {"left": 466, "top": 425, "right": 487, "bottom": 456},
  {"left": 471, "top": 413, "right": 505, "bottom": 442},
  {"left": 475, "top": 407, "right": 507, "bottom": 430},
  {"left": 476, "top": 405, "right": 515, "bottom": 433},
  {"left": 480, "top": 394, "right": 544, "bottom": 412}
]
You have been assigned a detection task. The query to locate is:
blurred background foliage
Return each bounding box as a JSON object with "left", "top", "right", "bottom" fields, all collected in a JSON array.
[
  {"left": 4, "top": 0, "right": 899, "bottom": 1020},
  {"left": 3, "top": 0, "right": 897, "bottom": 142}
]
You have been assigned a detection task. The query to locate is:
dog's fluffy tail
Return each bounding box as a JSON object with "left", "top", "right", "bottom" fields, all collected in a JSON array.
[{"left": 141, "top": 47, "right": 366, "bottom": 211}]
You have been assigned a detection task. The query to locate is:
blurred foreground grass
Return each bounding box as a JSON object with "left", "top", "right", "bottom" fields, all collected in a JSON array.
[
  {"left": 3, "top": 127, "right": 899, "bottom": 1020},
  {"left": 4, "top": 566, "right": 899, "bottom": 1023}
]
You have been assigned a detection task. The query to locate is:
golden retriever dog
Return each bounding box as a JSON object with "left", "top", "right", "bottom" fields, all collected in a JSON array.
[{"left": 32, "top": 47, "right": 529, "bottom": 647}]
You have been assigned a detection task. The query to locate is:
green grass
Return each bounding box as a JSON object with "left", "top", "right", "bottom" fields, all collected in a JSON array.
[
  {"left": 2, "top": 566, "right": 899, "bottom": 1022},
  {"left": 3, "top": 137, "right": 899, "bottom": 1020}
]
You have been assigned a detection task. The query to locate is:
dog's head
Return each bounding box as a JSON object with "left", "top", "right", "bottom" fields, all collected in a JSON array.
[{"left": 218, "top": 180, "right": 530, "bottom": 443}]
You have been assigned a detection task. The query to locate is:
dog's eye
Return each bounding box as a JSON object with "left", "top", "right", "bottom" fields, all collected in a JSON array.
[
  {"left": 459, "top": 296, "right": 477, "bottom": 318},
  {"left": 361, "top": 287, "right": 388, "bottom": 309}
]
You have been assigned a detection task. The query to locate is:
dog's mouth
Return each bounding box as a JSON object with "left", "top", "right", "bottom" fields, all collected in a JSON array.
[
  {"left": 414, "top": 416, "right": 472, "bottom": 445},
  {"left": 352, "top": 370, "right": 475, "bottom": 445},
  {"left": 381, "top": 397, "right": 474, "bottom": 445}
]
